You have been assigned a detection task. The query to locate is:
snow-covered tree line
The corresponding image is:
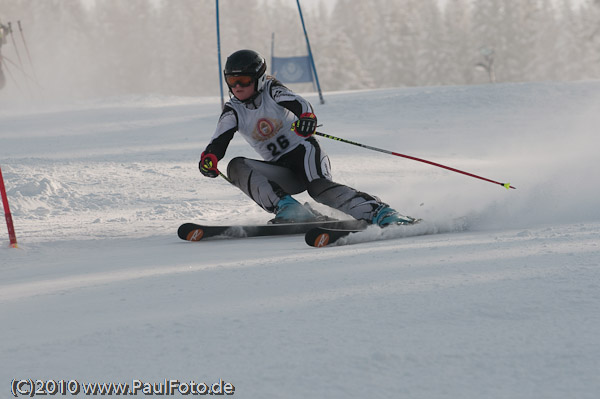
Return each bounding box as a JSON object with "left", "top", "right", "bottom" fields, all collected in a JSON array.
[{"left": 1, "top": 0, "right": 598, "bottom": 98}]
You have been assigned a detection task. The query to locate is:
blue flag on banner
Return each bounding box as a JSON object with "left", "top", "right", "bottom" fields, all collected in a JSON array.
[{"left": 271, "top": 56, "right": 313, "bottom": 84}]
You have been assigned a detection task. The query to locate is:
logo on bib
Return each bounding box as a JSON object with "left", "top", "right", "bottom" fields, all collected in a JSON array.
[{"left": 252, "top": 118, "right": 282, "bottom": 141}]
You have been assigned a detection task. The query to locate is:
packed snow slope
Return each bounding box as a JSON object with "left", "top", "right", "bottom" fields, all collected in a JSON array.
[{"left": 1, "top": 81, "right": 600, "bottom": 398}]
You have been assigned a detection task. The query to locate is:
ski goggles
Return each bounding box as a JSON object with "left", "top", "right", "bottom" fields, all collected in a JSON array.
[{"left": 225, "top": 75, "right": 254, "bottom": 87}]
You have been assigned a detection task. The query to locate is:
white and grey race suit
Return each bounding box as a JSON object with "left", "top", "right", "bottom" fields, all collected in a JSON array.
[{"left": 202, "top": 78, "right": 385, "bottom": 220}]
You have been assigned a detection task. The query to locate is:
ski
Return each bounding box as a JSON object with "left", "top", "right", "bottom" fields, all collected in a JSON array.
[
  {"left": 178, "top": 219, "right": 368, "bottom": 242},
  {"left": 305, "top": 219, "right": 424, "bottom": 248},
  {"left": 305, "top": 227, "right": 366, "bottom": 247}
]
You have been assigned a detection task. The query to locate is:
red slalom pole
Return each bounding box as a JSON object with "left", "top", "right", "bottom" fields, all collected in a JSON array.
[
  {"left": 316, "top": 131, "right": 516, "bottom": 190},
  {"left": 0, "top": 166, "right": 18, "bottom": 248}
]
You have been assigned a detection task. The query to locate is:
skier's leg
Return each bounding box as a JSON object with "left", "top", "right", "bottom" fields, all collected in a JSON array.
[
  {"left": 292, "top": 138, "right": 415, "bottom": 225},
  {"left": 283, "top": 139, "right": 382, "bottom": 221},
  {"left": 275, "top": 139, "right": 382, "bottom": 221},
  {"left": 307, "top": 178, "right": 383, "bottom": 221},
  {"left": 226, "top": 138, "right": 330, "bottom": 216},
  {"left": 307, "top": 178, "right": 416, "bottom": 225},
  {"left": 227, "top": 157, "right": 306, "bottom": 213}
]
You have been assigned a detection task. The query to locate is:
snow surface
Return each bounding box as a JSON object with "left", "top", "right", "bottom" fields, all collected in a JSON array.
[{"left": 1, "top": 81, "right": 600, "bottom": 398}]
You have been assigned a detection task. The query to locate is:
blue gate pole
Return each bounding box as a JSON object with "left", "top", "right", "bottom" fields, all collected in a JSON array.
[
  {"left": 216, "top": 0, "right": 224, "bottom": 109},
  {"left": 296, "top": 0, "right": 324, "bottom": 104}
]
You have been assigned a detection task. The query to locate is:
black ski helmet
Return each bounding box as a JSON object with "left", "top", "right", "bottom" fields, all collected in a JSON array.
[{"left": 224, "top": 49, "right": 267, "bottom": 93}]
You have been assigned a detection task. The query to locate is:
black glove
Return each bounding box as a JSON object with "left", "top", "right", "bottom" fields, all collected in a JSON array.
[
  {"left": 291, "top": 112, "right": 317, "bottom": 138},
  {"left": 199, "top": 151, "right": 219, "bottom": 178}
]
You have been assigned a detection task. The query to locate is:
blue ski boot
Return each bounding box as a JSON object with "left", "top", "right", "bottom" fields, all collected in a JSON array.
[
  {"left": 270, "top": 195, "right": 318, "bottom": 224},
  {"left": 372, "top": 205, "right": 417, "bottom": 227}
]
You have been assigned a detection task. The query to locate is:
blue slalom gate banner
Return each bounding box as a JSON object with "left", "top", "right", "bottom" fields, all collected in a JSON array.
[{"left": 271, "top": 56, "right": 314, "bottom": 84}]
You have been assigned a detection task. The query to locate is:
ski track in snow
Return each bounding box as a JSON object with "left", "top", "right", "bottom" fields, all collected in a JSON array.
[{"left": 1, "top": 81, "right": 600, "bottom": 398}]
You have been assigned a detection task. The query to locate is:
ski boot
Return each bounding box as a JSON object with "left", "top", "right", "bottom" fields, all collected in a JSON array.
[
  {"left": 269, "top": 195, "right": 319, "bottom": 224},
  {"left": 372, "top": 204, "right": 418, "bottom": 227}
]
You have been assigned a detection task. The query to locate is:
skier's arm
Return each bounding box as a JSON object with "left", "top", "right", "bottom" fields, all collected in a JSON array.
[
  {"left": 270, "top": 80, "right": 317, "bottom": 137},
  {"left": 199, "top": 105, "right": 238, "bottom": 177},
  {"left": 203, "top": 105, "right": 238, "bottom": 160},
  {"left": 270, "top": 79, "right": 314, "bottom": 118}
]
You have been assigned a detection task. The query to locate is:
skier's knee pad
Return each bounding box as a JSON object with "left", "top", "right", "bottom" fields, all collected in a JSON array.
[
  {"left": 308, "top": 178, "right": 379, "bottom": 217},
  {"left": 307, "top": 178, "right": 343, "bottom": 206},
  {"left": 226, "top": 157, "right": 248, "bottom": 180},
  {"left": 307, "top": 178, "right": 335, "bottom": 199}
]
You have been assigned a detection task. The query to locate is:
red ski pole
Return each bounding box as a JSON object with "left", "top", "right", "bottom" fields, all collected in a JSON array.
[
  {"left": 316, "top": 131, "right": 515, "bottom": 190},
  {"left": 0, "top": 166, "right": 18, "bottom": 248}
]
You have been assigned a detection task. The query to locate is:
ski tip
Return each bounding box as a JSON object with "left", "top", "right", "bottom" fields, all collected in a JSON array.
[
  {"left": 178, "top": 223, "right": 206, "bottom": 241},
  {"left": 309, "top": 232, "right": 331, "bottom": 248},
  {"left": 186, "top": 228, "right": 205, "bottom": 241},
  {"left": 503, "top": 182, "right": 516, "bottom": 190}
]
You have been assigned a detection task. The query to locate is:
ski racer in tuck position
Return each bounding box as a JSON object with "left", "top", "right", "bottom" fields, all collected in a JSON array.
[{"left": 199, "top": 49, "right": 417, "bottom": 227}]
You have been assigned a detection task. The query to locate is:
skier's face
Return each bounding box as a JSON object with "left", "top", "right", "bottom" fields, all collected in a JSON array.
[{"left": 230, "top": 81, "right": 255, "bottom": 101}]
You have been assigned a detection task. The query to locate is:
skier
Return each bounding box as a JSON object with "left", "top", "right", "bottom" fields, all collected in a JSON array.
[{"left": 199, "top": 49, "right": 416, "bottom": 226}]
